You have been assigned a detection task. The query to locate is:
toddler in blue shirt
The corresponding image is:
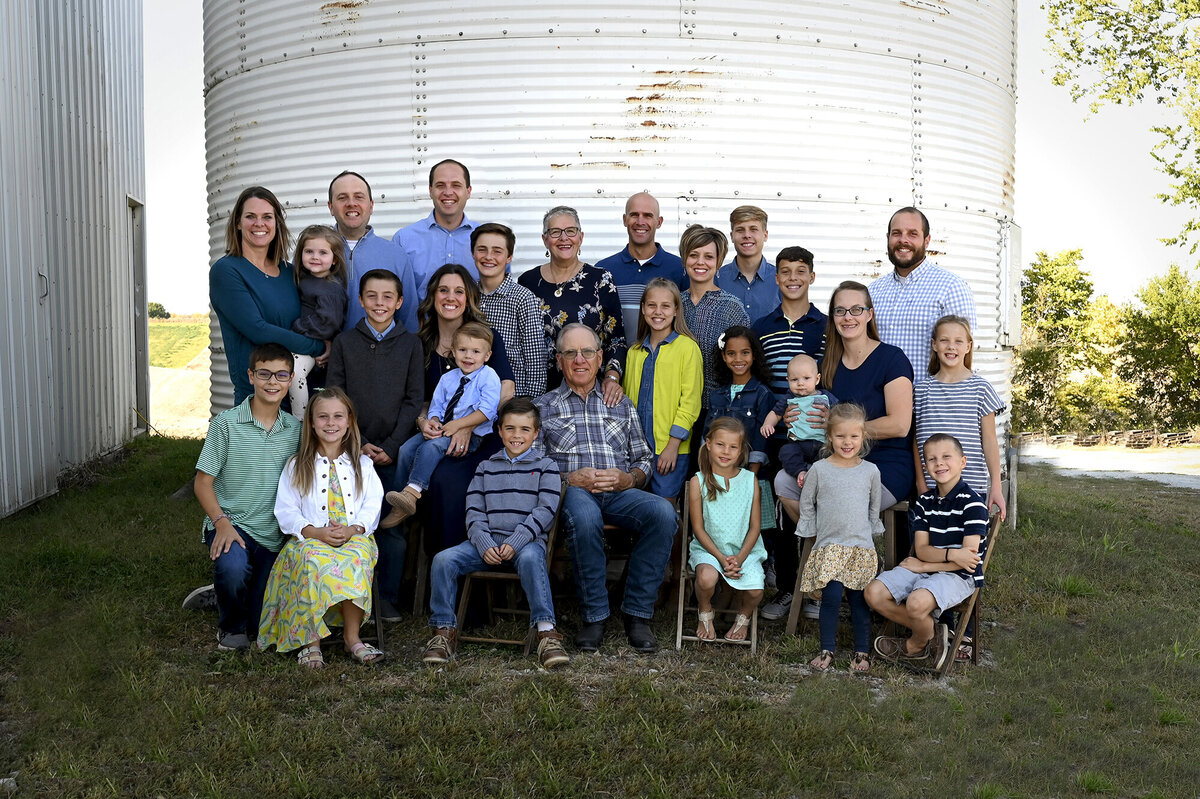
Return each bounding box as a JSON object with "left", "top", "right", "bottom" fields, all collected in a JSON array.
[{"left": 383, "top": 321, "right": 501, "bottom": 524}]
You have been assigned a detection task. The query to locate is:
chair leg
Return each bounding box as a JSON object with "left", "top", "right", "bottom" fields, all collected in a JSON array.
[
  {"left": 940, "top": 593, "right": 978, "bottom": 678},
  {"left": 413, "top": 526, "right": 429, "bottom": 616},
  {"left": 749, "top": 609, "right": 758, "bottom": 655},
  {"left": 456, "top": 575, "right": 474, "bottom": 635},
  {"left": 371, "top": 577, "right": 385, "bottom": 650},
  {"left": 784, "top": 568, "right": 805, "bottom": 636}
]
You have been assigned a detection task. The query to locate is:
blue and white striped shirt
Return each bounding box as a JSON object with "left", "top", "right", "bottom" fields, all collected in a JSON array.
[
  {"left": 464, "top": 450, "right": 561, "bottom": 557},
  {"left": 909, "top": 480, "right": 990, "bottom": 587},
  {"left": 868, "top": 260, "right": 977, "bottom": 375},
  {"left": 914, "top": 373, "right": 1005, "bottom": 495}
]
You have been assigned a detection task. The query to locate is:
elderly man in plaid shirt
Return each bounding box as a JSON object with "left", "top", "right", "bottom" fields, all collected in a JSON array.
[
  {"left": 869, "top": 207, "right": 977, "bottom": 375},
  {"left": 535, "top": 323, "right": 677, "bottom": 654}
]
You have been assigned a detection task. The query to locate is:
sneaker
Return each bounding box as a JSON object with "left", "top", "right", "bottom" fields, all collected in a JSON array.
[
  {"left": 764, "top": 561, "right": 777, "bottom": 590},
  {"left": 760, "top": 591, "right": 793, "bottom": 621},
  {"left": 536, "top": 629, "right": 570, "bottom": 669},
  {"left": 216, "top": 632, "right": 251, "bottom": 652},
  {"left": 801, "top": 598, "right": 820, "bottom": 620},
  {"left": 929, "top": 623, "right": 950, "bottom": 670},
  {"left": 182, "top": 584, "right": 217, "bottom": 611},
  {"left": 874, "top": 634, "right": 933, "bottom": 665},
  {"left": 422, "top": 627, "right": 457, "bottom": 665}
]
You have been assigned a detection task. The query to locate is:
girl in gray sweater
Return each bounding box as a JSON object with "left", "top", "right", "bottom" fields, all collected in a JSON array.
[{"left": 796, "top": 403, "right": 883, "bottom": 673}]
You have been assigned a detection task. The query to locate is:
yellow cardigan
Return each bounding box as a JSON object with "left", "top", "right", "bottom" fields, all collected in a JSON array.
[{"left": 622, "top": 333, "right": 703, "bottom": 455}]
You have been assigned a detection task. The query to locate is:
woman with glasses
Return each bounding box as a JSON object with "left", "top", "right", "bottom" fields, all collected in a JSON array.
[
  {"left": 518, "top": 206, "right": 627, "bottom": 402},
  {"left": 210, "top": 186, "right": 327, "bottom": 404},
  {"left": 819, "top": 281, "right": 914, "bottom": 508}
]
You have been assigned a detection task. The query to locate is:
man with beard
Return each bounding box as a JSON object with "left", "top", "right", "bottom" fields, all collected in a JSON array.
[{"left": 868, "top": 207, "right": 977, "bottom": 375}]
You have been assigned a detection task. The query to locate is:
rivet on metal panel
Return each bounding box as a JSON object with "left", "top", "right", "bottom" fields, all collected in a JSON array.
[
  {"left": 734, "top": 191, "right": 739, "bottom": 196},
  {"left": 503, "top": 30, "right": 508, "bottom": 34},
  {"left": 459, "top": 32, "right": 463, "bottom": 36},
  {"left": 548, "top": 28, "right": 554, "bottom": 33},
  {"left": 816, "top": 38, "right": 821, "bottom": 43},
  {"left": 417, "top": 34, "right": 421, "bottom": 39},
  {"left": 595, "top": 28, "right": 600, "bottom": 33},
  {"left": 642, "top": 29, "right": 647, "bottom": 33},
  {"left": 777, "top": 192, "right": 782, "bottom": 197},
  {"left": 550, "top": 190, "right": 556, "bottom": 194}
]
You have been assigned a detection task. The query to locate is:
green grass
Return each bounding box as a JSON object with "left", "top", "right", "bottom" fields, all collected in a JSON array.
[
  {"left": 148, "top": 318, "right": 209, "bottom": 368},
  {"left": 3, "top": 442, "right": 1200, "bottom": 797}
]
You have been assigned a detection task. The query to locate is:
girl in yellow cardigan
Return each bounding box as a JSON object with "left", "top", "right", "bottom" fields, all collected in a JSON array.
[{"left": 623, "top": 278, "right": 704, "bottom": 502}]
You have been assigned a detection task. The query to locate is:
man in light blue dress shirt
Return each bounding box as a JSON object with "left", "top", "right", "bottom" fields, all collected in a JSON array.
[{"left": 393, "top": 159, "right": 478, "bottom": 300}]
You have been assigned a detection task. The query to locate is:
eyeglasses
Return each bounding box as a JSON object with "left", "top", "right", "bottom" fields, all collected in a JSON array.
[
  {"left": 253, "top": 369, "right": 293, "bottom": 382},
  {"left": 558, "top": 347, "right": 600, "bottom": 360},
  {"left": 832, "top": 305, "right": 871, "bottom": 318},
  {"left": 544, "top": 227, "right": 580, "bottom": 239}
]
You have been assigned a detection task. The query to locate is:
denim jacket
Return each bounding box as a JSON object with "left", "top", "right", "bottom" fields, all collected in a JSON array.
[{"left": 705, "top": 378, "right": 776, "bottom": 464}]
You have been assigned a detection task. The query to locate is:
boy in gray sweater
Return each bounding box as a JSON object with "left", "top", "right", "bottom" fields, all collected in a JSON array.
[{"left": 421, "top": 398, "right": 568, "bottom": 669}]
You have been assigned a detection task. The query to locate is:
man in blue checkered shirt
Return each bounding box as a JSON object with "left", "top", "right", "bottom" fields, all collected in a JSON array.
[
  {"left": 868, "top": 207, "right": 977, "bottom": 375},
  {"left": 535, "top": 323, "right": 678, "bottom": 655}
]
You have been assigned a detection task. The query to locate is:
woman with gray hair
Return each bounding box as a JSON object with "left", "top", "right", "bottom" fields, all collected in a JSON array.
[{"left": 518, "top": 205, "right": 627, "bottom": 405}]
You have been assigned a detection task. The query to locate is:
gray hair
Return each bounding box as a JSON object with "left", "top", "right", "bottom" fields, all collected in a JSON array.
[
  {"left": 543, "top": 205, "right": 582, "bottom": 232},
  {"left": 555, "top": 322, "right": 601, "bottom": 352}
]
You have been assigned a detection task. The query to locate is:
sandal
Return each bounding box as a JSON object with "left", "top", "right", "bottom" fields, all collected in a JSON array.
[
  {"left": 851, "top": 651, "right": 871, "bottom": 673},
  {"left": 297, "top": 643, "right": 325, "bottom": 669},
  {"left": 696, "top": 610, "right": 716, "bottom": 641},
  {"left": 725, "top": 614, "right": 751, "bottom": 642},
  {"left": 810, "top": 650, "right": 834, "bottom": 672},
  {"left": 348, "top": 641, "right": 385, "bottom": 664}
]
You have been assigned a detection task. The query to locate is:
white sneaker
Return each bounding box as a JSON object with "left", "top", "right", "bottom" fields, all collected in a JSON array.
[
  {"left": 760, "top": 592, "right": 793, "bottom": 621},
  {"left": 183, "top": 584, "right": 217, "bottom": 611}
]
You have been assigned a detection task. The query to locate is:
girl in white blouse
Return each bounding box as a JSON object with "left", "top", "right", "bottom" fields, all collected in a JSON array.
[{"left": 259, "top": 388, "right": 385, "bottom": 667}]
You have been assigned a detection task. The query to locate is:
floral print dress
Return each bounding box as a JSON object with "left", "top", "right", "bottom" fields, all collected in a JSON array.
[{"left": 518, "top": 263, "right": 628, "bottom": 384}]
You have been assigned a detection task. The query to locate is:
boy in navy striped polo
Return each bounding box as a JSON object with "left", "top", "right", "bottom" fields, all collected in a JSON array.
[
  {"left": 866, "top": 434, "right": 989, "bottom": 671},
  {"left": 421, "top": 398, "right": 569, "bottom": 669}
]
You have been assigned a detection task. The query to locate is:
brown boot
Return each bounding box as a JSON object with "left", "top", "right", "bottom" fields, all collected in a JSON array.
[
  {"left": 381, "top": 486, "right": 421, "bottom": 528},
  {"left": 422, "top": 627, "right": 457, "bottom": 665},
  {"left": 536, "top": 628, "right": 570, "bottom": 669}
]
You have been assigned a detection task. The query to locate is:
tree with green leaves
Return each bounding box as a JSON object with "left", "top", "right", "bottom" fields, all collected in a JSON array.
[
  {"left": 148, "top": 302, "right": 170, "bottom": 319},
  {"left": 1119, "top": 264, "right": 1200, "bottom": 428},
  {"left": 1046, "top": 1, "right": 1200, "bottom": 252}
]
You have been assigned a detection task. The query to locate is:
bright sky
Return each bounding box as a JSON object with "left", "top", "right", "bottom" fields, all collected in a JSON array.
[{"left": 144, "top": 1, "right": 1196, "bottom": 314}]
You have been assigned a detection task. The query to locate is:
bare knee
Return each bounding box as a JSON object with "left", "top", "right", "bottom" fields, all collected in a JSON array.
[
  {"left": 906, "top": 588, "right": 936, "bottom": 617},
  {"left": 695, "top": 565, "right": 719, "bottom": 591},
  {"left": 864, "top": 579, "right": 892, "bottom": 609}
]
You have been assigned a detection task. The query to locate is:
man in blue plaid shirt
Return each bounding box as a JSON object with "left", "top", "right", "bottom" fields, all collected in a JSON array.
[
  {"left": 869, "top": 207, "right": 977, "bottom": 375},
  {"left": 535, "top": 323, "right": 677, "bottom": 654}
]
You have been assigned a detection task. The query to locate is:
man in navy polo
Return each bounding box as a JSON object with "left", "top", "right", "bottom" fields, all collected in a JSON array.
[
  {"left": 595, "top": 192, "right": 687, "bottom": 337},
  {"left": 716, "top": 205, "right": 778, "bottom": 323},
  {"left": 394, "top": 159, "right": 477, "bottom": 300},
  {"left": 328, "top": 170, "right": 419, "bottom": 334},
  {"left": 752, "top": 246, "right": 828, "bottom": 622}
]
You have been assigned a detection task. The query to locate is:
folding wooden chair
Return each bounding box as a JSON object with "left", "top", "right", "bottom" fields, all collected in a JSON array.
[
  {"left": 939, "top": 513, "right": 1001, "bottom": 677},
  {"left": 674, "top": 482, "right": 759, "bottom": 654},
  {"left": 454, "top": 484, "right": 567, "bottom": 654},
  {"left": 322, "top": 574, "right": 385, "bottom": 651}
]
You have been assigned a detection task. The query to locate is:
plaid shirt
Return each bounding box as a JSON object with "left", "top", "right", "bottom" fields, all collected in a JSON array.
[
  {"left": 535, "top": 381, "right": 653, "bottom": 477},
  {"left": 868, "top": 260, "right": 977, "bottom": 374},
  {"left": 480, "top": 274, "right": 549, "bottom": 397}
]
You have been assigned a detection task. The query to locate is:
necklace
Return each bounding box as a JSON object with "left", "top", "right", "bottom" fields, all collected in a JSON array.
[{"left": 547, "top": 262, "right": 580, "bottom": 297}]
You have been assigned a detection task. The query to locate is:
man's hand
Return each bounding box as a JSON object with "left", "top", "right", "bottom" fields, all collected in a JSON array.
[
  {"left": 362, "top": 443, "right": 393, "bottom": 466},
  {"left": 601, "top": 373, "right": 624, "bottom": 407}
]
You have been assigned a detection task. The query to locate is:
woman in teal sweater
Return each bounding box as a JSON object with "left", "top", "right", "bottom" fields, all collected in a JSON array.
[
  {"left": 210, "top": 186, "right": 325, "bottom": 404},
  {"left": 622, "top": 278, "right": 703, "bottom": 502}
]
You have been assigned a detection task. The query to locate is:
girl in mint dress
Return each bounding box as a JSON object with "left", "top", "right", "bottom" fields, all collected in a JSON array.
[
  {"left": 259, "top": 388, "right": 384, "bottom": 667},
  {"left": 686, "top": 417, "right": 767, "bottom": 642}
]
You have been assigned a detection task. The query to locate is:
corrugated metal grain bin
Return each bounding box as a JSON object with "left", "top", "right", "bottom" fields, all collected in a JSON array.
[
  {"left": 203, "top": 0, "right": 1018, "bottom": 417},
  {"left": 0, "top": 0, "right": 147, "bottom": 518}
]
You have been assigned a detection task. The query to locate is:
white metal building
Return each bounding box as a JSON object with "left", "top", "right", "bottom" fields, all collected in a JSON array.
[
  {"left": 0, "top": 0, "right": 147, "bottom": 518},
  {"left": 203, "top": 0, "right": 1018, "bottom": 415}
]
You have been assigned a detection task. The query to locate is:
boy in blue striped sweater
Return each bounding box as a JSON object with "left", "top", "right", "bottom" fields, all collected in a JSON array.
[
  {"left": 421, "top": 398, "right": 569, "bottom": 669},
  {"left": 866, "top": 434, "right": 989, "bottom": 671}
]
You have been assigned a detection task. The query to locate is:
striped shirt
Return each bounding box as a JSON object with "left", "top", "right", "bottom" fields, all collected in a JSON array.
[
  {"left": 464, "top": 450, "right": 561, "bottom": 556},
  {"left": 195, "top": 398, "right": 301, "bottom": 551},
  {"left": 908, "top": 480, "right": 990, "bottom": 587},
  {"left": 752, "top": 303, "right": 829, "bottom": 397},
  {"left": 868, "top": 260, "right": 977, "bottom": 375},
  {"left": 479, "top": 275, "right": 548, "bottom": 398},
  {"left": 681, "top": 288, "right": 750, "bottom": 407},
  {"left": 535, "top": 381, "right": 654, "bottom": 477},
  {"left": 914, "top": 373, "right": 1005, "bottom": 495}
]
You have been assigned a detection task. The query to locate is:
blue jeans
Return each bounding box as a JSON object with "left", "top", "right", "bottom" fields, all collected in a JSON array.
[
  {"left": 204, "top": 525, "right": 279, "bottom": 637},
  {"left": 561, "top": 486, "right": 677, "bottom": 623},
  {"left": 818, "top": 580, "right": 871, "bottom": 653},
  {"left": 428, "top": 540, "right": 556, "bottom": 629},
  {"left": 395, "top": 432, "right": 480, "bottom": 492}
]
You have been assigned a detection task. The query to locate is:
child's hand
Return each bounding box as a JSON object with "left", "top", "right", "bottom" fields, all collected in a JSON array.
[
  {"left": 759, "top": 420, "right": 775, "bottom": 438},
  {"left": 949, "top": 547, "right": 981, "bottom": 571},
  {"left": 988, "top": 486, "right": 1007, "bottom": 522},
  {"left": 899, "top": 556, "right": 925, "bottom": 573},
  {"left": 482, "top": 546, "right": 503, "bottom": 566},
  {"left": 796, "top": 470, "right": 807, "bottom": 488},
  {"left": 421, "top": 418, "right": 443, "bottom": 440},
  {"left": 657, "top": 442, "right": 680, "bottom": 475},
  {"left": 497, "top": 544, "right": 515, "bottom": 561},
  {"left": 209, "top": 520, "right": 245, "bottom": 560}
]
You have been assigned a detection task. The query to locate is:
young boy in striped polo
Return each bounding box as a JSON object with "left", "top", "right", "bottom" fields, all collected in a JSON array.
[
  {"left": 866, "top": 433, "right": 989, "bottom": 671},
  {"left": 421, "top": 397, "right": 568, "bottom": 669},
  {"left": 193, "top": 343, "right": 302, "bottom": 652}
]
